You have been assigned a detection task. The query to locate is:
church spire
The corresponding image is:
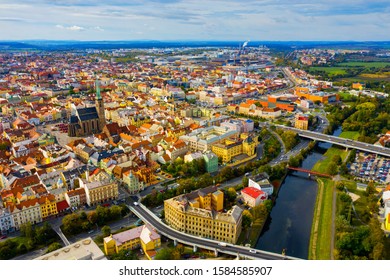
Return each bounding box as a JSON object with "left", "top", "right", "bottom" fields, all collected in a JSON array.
[{"left": 95, "top": 78, "right": 101, "bottom": 100}]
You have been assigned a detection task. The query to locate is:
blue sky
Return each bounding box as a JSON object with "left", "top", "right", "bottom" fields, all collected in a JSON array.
[{"left": 0, "top": 0, "right": 389, "bottom": 41}]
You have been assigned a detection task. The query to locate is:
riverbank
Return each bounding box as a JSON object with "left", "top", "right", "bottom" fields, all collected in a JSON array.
[
  {"left": 308, "top": 178, "right": 334, "bottom": 260},
  {"left": 308, "top": 145, "right": 344, "bottom": 259}
]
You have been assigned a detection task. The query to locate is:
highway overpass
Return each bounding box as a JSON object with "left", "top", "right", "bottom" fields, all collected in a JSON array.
[
  {"left": 130, "top": 203, "right": 300, "bottom": 260},
  {"left": 276, "top": 125, "right": 390, "bottom": 157}
]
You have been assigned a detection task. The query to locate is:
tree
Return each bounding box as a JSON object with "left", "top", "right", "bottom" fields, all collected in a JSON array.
[
  {"left": 226, "top": 188, "right": 237, "bottom": 202},
  {"left": 62, "top": 213, "right": 81, "bottom": 235},
  {"left": 332, "top": 155, "right": 342, "bottom": 165},
  {"left": 109, "top": 205, "right": 123, "bottom": 220},
  {"left": 263, "top": 200, "right": 273, "bottom": 213},
  {"left": 288, "top": 155, "right": 300, "bottom": 167},
  {"left": 110, "top": 249, "right": 138, "bottom": 260},
  {"left": 327, "top": 162, "right": 338, "bottom": 175},
  {"left": 96, "top": 206, "right": 110, "bottom": 225},
  {"left": 339, "top": 163, "right": 349, "bottom": 175},
  {"left": 242, "top": 210, "right": 253, "bottom": 229},
  {"left": 101, "top": 225, "right": 111, "bottom": 237},
  {"left": 242, "top": 176, "right": 249, "bottom": 188},
  {"left": 154, "top": 248, "right": 180, "bottom": 260},
  {"left": 87, "top": 211, "right": 98, "bottom": 225},
  {"left": 20, "top": 222, "right": 35, "bottom": 239},
  {"left": 46, "top": 242, "right": 62, "bottom": 253},
  {"left": 68, "top": 85, "right": 75, "bottom": 95},
  {"left": 220, "top": 166, "right": 233, "bottom": 181},
  {"left": 365, "top": 182, "right": 376, "bottom": 196},
  {"left": 16, "top": 243, "right": 28, "bottom": 255}
]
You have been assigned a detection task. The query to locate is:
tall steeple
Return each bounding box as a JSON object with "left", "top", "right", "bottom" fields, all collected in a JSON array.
[
  {"left": 95, "top": 78, "right": 106, "bottom": 130},
  {"left": 95, "top": 78, "right": 102, "bottom": 100}
]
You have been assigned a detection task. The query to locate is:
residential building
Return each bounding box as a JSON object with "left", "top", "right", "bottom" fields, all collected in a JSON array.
[
  {"left": 203, "top": 152, "right": 218, "bottom": 173},
  {"left": 80, "top": 179, "right": 118, "bottom": 206},
  {"left": 103, "top": 224, "right": 161, "bottom": 260},
  {"left": 295, "top": 115, "right": 309, "bottom": 130},
  {"left": 10, "top": 198, "right": 42, "bottom": 230},
  {"left": 122, "top": 170, "right": 144, "bottom": 194},
  {"left": 65, "top": 188, "right": 87, "bottom": 208},
  {"left": 241, "top": 187, "right": 268, "bottom": 207},
  {"left": 164, "top": 186, "right": 243, "bottom": 244},
  {"left": 248, "top": 173, "right": 274, "bottom": 196},
  {"left": 38, "top": 194, "right": 58, "bottom": 219},
  {"left": 180, "top": 126, "right": 238, "bottom": 152},
  {"left": 0, "top": 207, "right": 15, "bottom": 234}
]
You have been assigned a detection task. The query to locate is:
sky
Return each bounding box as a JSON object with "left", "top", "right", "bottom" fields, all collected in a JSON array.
[{"left": 0, "top": 0, "right": 390, "bottom": 41}]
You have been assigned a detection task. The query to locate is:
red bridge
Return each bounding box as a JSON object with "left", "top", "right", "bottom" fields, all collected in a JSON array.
[{"left": 287, "top": 167, "right": 333, "bottom": 178}]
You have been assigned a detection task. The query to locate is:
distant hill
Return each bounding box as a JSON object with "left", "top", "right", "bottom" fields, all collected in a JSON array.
[{"left": 0, "top": 40, "right": 389, "bottom": 51}]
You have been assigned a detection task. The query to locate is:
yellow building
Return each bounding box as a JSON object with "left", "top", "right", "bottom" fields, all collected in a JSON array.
[
  {"left": 212, "top": 133, "right": 257, "bottom": 163},
  {"left": 81, "top": 179, "right": 118, "bottom": 206},
  {"left": 164, "top": 186, "right": 242, "bottom": 244},
  {"left": 386, "top": 213, "right": 390, "bottom": 231},
  {"left": 295, "top": 115, "right": 309, "bottom": 130},
  {"left": 38, "top": 194, "right": 58, "bottom": 219},
  {"left": 103, "top": 224, "right": 161, "bottom": 260},
  {"left": 295, "top": 87, "right": 339, "bottom": 104},
  {"left": 352, "top": 82, "right": 364, "bottom": 91}
]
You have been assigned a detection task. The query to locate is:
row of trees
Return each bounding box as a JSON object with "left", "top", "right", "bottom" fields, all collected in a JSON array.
[
  {"left": 288, "top": 141, "right": 316, "bottom": 168},
  {"left": 161, "top": 158, "right": 206, "bottom": 178},
  {"left": 61, "top": 204, "right": 129, "bottom": 235},
  {"left": 276, "top": 129, "right": 300, "bottom": 151}
]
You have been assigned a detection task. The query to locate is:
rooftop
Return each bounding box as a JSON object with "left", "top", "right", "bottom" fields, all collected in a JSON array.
[{"left": 35, "top": 238, "right": 106, "bottom": 260}]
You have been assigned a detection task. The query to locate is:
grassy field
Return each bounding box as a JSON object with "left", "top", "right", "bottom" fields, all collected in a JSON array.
[
  {"left": 309, "top": 67, "right": 348, "bottom": 75},
  {"left": 308, "top": 179, "right": 334, "bottom": 260},
  {"left": 337, "top": 62, "right": 390, "bottom": 68},
  {"left": 312, "top": 147, "right": 348, "bottom": 174},
  {"left": 339, "top": 131, "right": 360, "bottom": 140}
]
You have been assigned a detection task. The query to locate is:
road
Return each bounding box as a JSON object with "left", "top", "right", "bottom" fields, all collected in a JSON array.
[
  {"left": 276, "top": 124, "right": 390, "bottom": 157},
  {"left": 130, "top": 202, "right": 300, "bottom": 260}
]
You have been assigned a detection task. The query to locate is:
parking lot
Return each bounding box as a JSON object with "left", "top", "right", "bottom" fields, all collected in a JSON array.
[{"left": 348, "top": 152, "right": 390, "bottom": 184}]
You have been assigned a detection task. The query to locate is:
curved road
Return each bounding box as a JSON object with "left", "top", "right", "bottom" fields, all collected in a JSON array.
[{"left": 130, "top": 202, "right": 300, "bottom": 260}]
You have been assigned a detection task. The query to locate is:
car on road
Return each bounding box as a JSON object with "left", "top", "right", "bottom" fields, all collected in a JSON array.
[
  {"left": 0, "top": 235, "right": 7, "bottom": 240},
  {"left": 88, "top": 230, "right": 94, "bottom": 234},
  {"left": 249, "top": 249, "right": 257, "bottom": 254}
]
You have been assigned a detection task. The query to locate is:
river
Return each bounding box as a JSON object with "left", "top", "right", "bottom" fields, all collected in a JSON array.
[{"left": 255, "top": 127, "right": 341, "bottom": 259}]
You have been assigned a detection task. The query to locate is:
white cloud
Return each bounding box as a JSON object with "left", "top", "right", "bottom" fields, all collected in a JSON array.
[
  {"left": 55, "top": 24, "right": 84, "bottom": 31},
  {"left": 94, "top": 26, "right": 104, "bottom": 31},
  {"left": 67, "top": 25, "right": 84, "bottom": 31}
]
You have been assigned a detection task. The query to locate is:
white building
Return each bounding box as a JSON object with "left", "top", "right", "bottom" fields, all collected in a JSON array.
[
  {"left": 241, "top": 187, "right": 267, "bottom": 208},
  {"left": 0, "top": 207, "right": 15, "bottom": 234},
  {"left": 248, "top": 176, "right": 274, "bottom": 196}
]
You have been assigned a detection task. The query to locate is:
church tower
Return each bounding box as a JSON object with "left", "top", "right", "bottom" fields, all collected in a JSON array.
[{"left": 95, "top": 79, "right": 106, "bottom": 130}]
